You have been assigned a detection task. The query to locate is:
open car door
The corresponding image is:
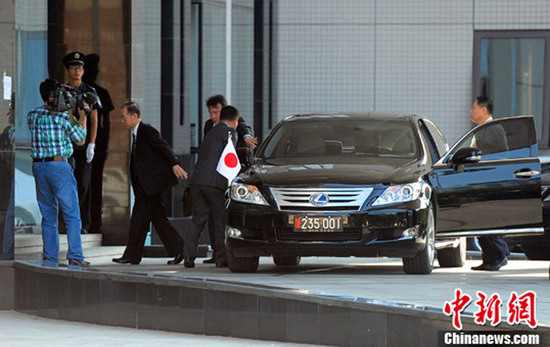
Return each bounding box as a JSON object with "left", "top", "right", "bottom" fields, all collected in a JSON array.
[{"left": 429, "top": 116, "right": 544, "bottom": 238}]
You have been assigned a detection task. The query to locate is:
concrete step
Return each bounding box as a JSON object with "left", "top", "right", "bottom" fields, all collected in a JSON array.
[
  {"left": 78, "top": 245, "right": 126, "bottom": 263},
  {"left": 13, "top": 234, "right": 208, "bottom": 265},
  {"left": 15, "top": 234, "right": 102, "bottom": 255},
  {"left": 14, "top": 234, "right": 125, "bottom": 264},
  {"left": 15, "top": 245, "right": 126, "bottom": 264}
]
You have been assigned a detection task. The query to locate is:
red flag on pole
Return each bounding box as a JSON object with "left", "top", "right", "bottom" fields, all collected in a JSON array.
[{"left": 216, "top": 138, "right": 241, "bottom": 182}]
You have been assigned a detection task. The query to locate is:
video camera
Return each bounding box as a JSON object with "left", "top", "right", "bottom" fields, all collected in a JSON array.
[{"left": 49, "top": 82, "right": 98, "bottom": 117}]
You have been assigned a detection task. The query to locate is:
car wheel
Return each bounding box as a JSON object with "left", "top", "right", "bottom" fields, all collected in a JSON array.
[
  {"left": 273, "top": 256, "right": 301, "bottom": 266},
  {"left": 437, "top": 237, "right": 466, "bottom": 267},
  {"left": 227, "top": 251, "right": 259, "bottom": 273},
  {"left": 521, "top": 235, "right": 550, "bottom": 260},
  {"left": 402, "top": 205, "right": 435, "bottom": 274},
  {"left": 522, "top": 245, "right": 550, "bottom": 260}
]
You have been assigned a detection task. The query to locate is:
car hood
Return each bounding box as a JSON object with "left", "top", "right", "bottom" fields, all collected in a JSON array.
[{"left": 242, "top": 157, "right": 428, "bottom": 186}]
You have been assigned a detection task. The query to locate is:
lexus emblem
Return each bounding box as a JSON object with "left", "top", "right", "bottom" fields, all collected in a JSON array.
[{"left": 309, "top": 193, "right": 329, "bottom": 206}]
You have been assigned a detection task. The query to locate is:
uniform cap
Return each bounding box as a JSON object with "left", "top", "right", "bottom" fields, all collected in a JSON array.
[{"left": 63, "top": 51, "right": 87, "bottom": 67}]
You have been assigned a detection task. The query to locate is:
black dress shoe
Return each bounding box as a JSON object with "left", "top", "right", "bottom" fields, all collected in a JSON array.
[
  {"left": 68, "top": 258, "right": 90, "bottom": 267},
  {"left": 471, "top": 263, "right": 487, "bottom": 271},
  {"left": 471, "top": 258, "right": 508, "bottom": 271},
  {"left": 215, "top": 262, "right": 228, "bottom": 268},
  {"left": 167, "top": 253, "right": 184, "bottom": 265},
  {"left": 112, "top": 257, "right": 139, "bottom": 265},
  {"left": 184, "top": 258, "right": 195, "bottom": 268},
  {"left": 202, "top": 257, "right": 216, "bottom": 264},
  {"left": 484, "top": 258, "right": 508, "bottom": 271}
]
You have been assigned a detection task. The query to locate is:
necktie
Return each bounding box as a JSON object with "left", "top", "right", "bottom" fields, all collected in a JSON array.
[{"left": 130, "top": 133, "right": 136, "bottom": 181}]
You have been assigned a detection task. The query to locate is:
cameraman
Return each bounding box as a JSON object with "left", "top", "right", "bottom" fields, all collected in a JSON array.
[
  {"left": 63, "top": 52, "right": 101, "bottom": 234},
  {"left": 27, "top": 78, "right": 89, "bottom": 267}
]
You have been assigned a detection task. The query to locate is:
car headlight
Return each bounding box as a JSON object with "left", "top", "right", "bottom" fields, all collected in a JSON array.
[
  {"left": 231, "top": 182, "right": 269, "bottom": 205},
  {"left": 372, "top": 182, "right": 423, "bottom": 206}
]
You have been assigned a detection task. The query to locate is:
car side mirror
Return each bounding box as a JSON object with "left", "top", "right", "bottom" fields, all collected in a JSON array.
[{"left": 450, "top": 147, "right": 481, "bottom": 172}]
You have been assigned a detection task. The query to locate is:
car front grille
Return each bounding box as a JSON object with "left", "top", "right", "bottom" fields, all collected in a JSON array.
[
  {"left": 270, "top": 187, "right": 373, "bottom": 211},
  {"left": 277, "top": 228, "right": 362, "bottom": 241}
]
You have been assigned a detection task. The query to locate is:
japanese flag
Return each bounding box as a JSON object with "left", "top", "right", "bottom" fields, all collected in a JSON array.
[{"left": 216, "top": 139, "right": 241, "bottom": 182}]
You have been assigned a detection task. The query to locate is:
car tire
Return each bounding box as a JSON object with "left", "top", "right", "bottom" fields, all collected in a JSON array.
[
  {"left": 273, "top": 256, "right": 301, "bottom": 266},
  {"left": 402, "top": 205, "right": 435, "bottom": 274},
  {"left": 437, "top": 237, "right": 466, "bottom": 267},
  {"left": 227, "top": 251, "right": 259, "bottom": 273},
  {"left": 521, "top": 235, "right": 550, "bottom": 260}
]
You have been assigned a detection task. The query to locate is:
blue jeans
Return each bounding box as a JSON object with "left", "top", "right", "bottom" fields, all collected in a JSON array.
[{"left": 32, "top": 161, "right": 84, "bottom": 263}]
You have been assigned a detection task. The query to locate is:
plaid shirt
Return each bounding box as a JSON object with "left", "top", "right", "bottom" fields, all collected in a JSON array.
[{"left": 27, "top": 105, "right": 86, "bottom": 159}]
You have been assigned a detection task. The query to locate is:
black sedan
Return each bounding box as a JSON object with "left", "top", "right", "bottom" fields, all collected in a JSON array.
[{"left": 225, "top": 113, "right": 545, "bottom": 274}]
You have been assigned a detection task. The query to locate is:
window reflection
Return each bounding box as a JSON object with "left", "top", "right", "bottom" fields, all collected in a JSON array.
[
  {"left": 478, "top": 36, "right": 546, "bottom": 141},
  {"left": 0, "top": 93, "right": 15, "bottom": 260},
  {"left": 447, "top": 117, "right": 538, "bottom": 162}
]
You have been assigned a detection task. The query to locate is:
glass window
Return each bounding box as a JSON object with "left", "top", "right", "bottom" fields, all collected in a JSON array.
[
  {"left": 473, "top": 31, "right": 550, "bottom": 147},
  {"left": 13, "top": 3, "right": 48, "bottom": 238},
  {"left": 419, "top": 118, "right": 449, "bottom": 160},
  {"left": 261, "top": 117, "right": 419, "bottom": 163},
  {"left": 192, "top": 1, "right": 254, "bottom": 147},
  {"left": 446, "top": 117, "right": 538, "bottom": 162}
]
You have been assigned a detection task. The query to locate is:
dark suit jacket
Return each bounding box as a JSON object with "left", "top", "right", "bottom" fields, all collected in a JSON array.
[
  {"left": 87, "top": 82, "right": 114, "bottom": 152},
  {"left": 476, "top": 122, "right": 509, "bottom": 155},
  {"left": 131, "top": 122, "right": 180, "bottom": 196},
  {"left": 204, "top": 117, "right": 253, "bottom": 148},
  {"left": 192, "top": 122, "right": 238, "bottom": 191}
]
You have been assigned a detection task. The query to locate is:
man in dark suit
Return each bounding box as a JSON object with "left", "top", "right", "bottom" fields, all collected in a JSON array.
[
  {"left": 204, "top": 95, "right": 257, "bottom": 149},
  {"left": 83, "top": 53, "right": 114, "bottom": 234},
  {"left": 201, "top": 95, "right": 257, "bottom": 264},
  {"left": 112, "top": 101, "right": 187, "bottom": 265},
  {"left": 470, "top": 96, "right": 510, "bottom": 271},
  {"left": 184, "top": 105, "right": 240, "bottom": 268}
]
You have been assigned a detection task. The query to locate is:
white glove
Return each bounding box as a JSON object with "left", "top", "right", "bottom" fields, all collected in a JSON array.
[{"left": 86, "top": 143, "right": 95, "bottom": 163}]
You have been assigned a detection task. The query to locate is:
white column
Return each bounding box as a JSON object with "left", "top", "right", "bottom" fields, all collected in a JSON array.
[{"left": 225, "top": 0, "right": 232, "bottom": 103}]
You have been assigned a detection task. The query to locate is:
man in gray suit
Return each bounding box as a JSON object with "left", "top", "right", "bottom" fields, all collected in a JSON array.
[
  {"left": 184, "top": 105, "right": 240, "bottom": 268},
  {"left": 471, "top": 96, "right": 508, "bottom": 155},
  {"left": 470, "top": 96, "right": 510, "bottom": 271}
]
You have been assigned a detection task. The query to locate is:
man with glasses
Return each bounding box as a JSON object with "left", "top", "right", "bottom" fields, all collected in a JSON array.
[
  {"left": 63, "top": 51, "right": 101, "bottom": 234},
  {"left": 112, "top": 101, "right": 187, "bottom": 265}
]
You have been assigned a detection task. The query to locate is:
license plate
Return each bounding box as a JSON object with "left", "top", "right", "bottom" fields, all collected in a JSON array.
[{"left": 289, "top": 215, "right": 348, "bottom": 232}]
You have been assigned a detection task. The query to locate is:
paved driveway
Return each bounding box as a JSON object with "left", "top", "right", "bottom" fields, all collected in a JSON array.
[{"left": 96, "top": 255, "right": 550, "bottom": 329}]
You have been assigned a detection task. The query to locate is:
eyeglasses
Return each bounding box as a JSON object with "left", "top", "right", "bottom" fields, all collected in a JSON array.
[{"left": 68, "top": 66, "right": 83, "bottom": 71}]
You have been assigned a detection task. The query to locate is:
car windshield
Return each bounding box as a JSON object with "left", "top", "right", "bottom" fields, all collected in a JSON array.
[{"left": 261, "top": 118, "right": 419, "bottom": 163}]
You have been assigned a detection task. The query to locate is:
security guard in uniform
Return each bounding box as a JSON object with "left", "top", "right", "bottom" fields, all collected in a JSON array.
[{"left": 63, "top": 52, "right": 102, "bottom": 234}]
